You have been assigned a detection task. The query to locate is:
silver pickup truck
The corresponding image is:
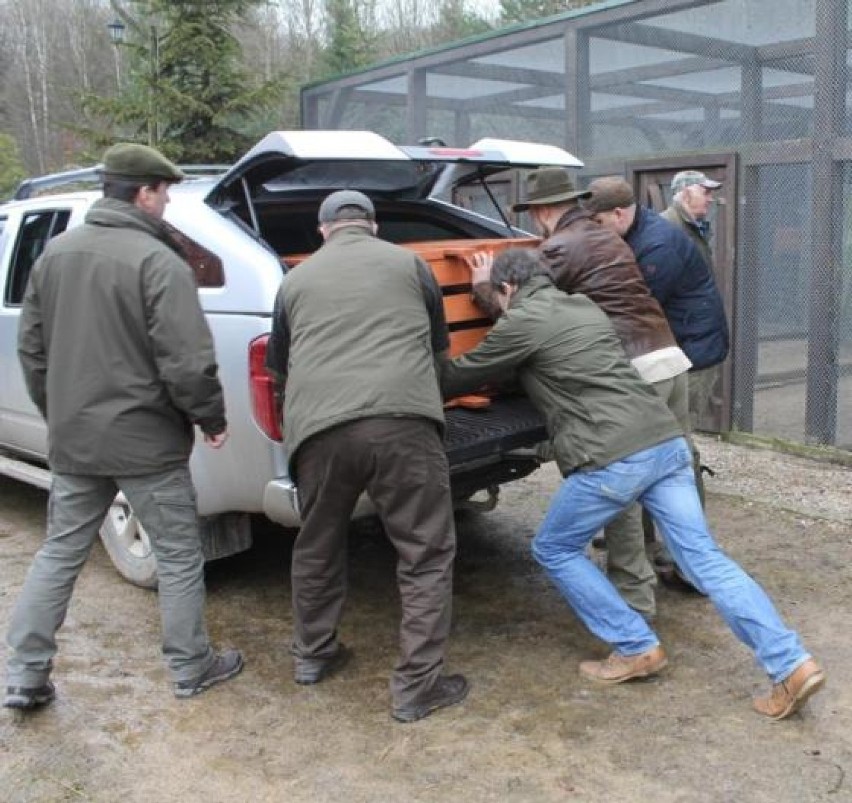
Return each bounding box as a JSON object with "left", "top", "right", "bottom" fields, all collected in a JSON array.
[{"left": 0, "top": 131, "right": 582, "bottom": 588}]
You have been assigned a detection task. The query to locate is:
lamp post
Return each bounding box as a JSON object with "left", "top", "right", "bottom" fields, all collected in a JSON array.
[
  {"left": 107, "top": 18, "right": 125, "bottom": 89},
  {"left": 106, "top": 16, "right": 160, "bottom": 147}
]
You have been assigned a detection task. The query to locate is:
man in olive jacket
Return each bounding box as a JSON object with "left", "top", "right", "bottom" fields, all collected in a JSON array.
[
  {"left": 5, "top": 143, "right": 243, "bottom": 710},
  {"left": 266, "top": 190, "right": 467, "bottom": 724},
  {"left": 473, "top": 167, "right": 693, "bottom": 616},
  {"left": 443, "top": 248, "right": 824, "bottom": 722}
]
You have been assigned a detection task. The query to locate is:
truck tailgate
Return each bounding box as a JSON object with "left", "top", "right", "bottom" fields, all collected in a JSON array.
[{"left": 444, "top": 395, "right": 546, "bottom": 464}]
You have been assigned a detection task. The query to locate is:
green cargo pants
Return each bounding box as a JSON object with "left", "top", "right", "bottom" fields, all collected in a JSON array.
[{"left": 5, "top": 465, "right": 214, "bottom": 688}]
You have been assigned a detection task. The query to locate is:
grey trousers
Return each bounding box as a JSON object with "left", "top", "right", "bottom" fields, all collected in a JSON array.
[
  {"left": 291, "top": 416, "right": 456, "bottom": 708},
  {"left": 604, "top": 373, "right": 691, "bottom": 615},
  {"left": 5, "top": 465, "right": 214, "bottom": 687}
]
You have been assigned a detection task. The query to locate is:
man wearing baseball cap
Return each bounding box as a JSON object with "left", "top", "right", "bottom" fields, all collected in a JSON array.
[
  {"left": 266, "top": 189, "right": 467, "bottom": 723},
  {"left": 662, "top": 170, "right": 722, "bottom": 270},
  {"left": 6, "top": 143, "right": 243, "bottom": 710},
  {"left": 662, "top": 170, "right": 725, "bottom": 432}
]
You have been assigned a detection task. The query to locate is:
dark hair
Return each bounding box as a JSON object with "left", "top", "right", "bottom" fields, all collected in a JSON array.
[
  {"left": 102, "top": 177, "right": 167, "bottom": 202},
  {"left": 490, "top": 248, "right": 551, "bottom": 291},
  {"left": 584, "top": 175, "right": 635, "bottom": 213}
]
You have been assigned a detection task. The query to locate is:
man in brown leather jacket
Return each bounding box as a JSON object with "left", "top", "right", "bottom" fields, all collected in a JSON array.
[{"left": 471, "top": 168, "right": 694, "bottom": 616}]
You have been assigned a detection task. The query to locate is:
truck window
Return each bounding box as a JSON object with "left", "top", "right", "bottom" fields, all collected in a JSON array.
[
  {"left": 5, "top": 209, "right": 71, "bottom": 305},
  {"left": 163, "top": 222, "right": 225, "bottom": 288}
]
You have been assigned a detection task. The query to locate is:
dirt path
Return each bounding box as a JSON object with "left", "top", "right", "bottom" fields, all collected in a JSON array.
[{"left": 1, "top": 441, "right": 851, "bottom": 802}]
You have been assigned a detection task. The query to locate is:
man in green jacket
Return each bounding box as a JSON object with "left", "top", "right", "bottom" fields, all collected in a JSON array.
[
  {"left": 442, "top": 247, "right": 824, "bottom": 721},
  {"left": 266, "top": 190, "right": 467, "bottom": 723},
  {"left": 5, "top": 143, "right": 243, "bottom": 710}
]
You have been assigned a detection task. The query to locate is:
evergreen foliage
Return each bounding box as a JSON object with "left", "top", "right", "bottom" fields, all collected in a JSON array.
[
  {"left": 499, "top": 0, "right": 600, "bottom": 25},
  {"left": 81, "top": 0, "right": 284, "bottom": 162},
  {"left": 0, "top": 132, "right": 26, "bottom": 200},
  {"left": 321, "top": 0, "right": 376, "bottom": 77}
]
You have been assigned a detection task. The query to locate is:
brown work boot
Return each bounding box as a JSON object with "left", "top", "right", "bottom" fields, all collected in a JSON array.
[
  {"left": 753, "top": 658, "right": 826, "bottom": 721},
  {"left": 579, "top": 646, "right": 668, "bottom": 685}
]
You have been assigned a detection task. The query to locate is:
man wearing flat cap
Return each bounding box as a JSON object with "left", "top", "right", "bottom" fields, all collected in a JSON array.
[
  {"left": 5, "top": 143, "right": 242, "bottom": 711},
  {"left": 266, "top": 189, "right": 467, "bottom": 723},
  {"left": 470, "top": 167, "right": 692, "bottom": 620}
]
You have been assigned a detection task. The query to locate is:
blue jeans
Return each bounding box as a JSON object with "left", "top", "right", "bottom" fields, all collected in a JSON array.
[{"left": 532, "top": 437, "right": 809, "bottom": 683}]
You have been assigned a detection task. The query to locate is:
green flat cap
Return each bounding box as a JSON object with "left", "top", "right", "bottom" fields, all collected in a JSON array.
[{"left": 102, "top": 142, "right": 185, "bottom": 182}]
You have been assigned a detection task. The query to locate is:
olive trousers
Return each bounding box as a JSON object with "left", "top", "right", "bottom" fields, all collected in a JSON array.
[
  {"left": 5, "top": 466, "right": 214, "bottom": 688},
  {"left": 604, "top": 372, "right": 694, "bottom": 616}
]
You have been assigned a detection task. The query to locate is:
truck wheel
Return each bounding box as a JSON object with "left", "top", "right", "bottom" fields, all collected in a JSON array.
[{"left": 99, "top": 494, "right": 158, "bottom": 589}]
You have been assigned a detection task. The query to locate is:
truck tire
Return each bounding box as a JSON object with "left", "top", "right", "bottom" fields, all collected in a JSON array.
[{"left": 99, "top": 494, "right": 158, "bottom": 589}]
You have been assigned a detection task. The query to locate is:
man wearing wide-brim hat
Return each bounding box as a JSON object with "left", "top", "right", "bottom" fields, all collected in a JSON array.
[{"left": 469, "top": 166, "right": 694, "bottom": 622}]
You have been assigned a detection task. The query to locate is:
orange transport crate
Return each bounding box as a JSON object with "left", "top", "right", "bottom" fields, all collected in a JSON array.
[
  {"left": 285, "top": 236, "right": 539, "bottom": 410},
  {"left": 285, "top": 236, "right": 538, "bottom": 357}
]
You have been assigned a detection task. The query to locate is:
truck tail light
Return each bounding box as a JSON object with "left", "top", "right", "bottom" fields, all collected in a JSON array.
[{"left": 249, "top": 335, "right": 283, "bottom": 442}]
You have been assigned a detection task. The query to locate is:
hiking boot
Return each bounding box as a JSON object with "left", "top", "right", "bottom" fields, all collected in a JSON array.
[
  {"left": 579, "top": 646, "right": 668, "bottom": 685},
  {"left": 753, "top": 658, "right": 826, "bottom": 721},
  {"left": 294, "top": 644, "right": 352, "bottom": 685},
  {"left": 3, "top": 681, "right": 56, "bottom": 710},
  {"left": 174, "top": 649, "right": 244, "bottom": 699},
  {"left": 392, "top": 674, "right": 470, "bottom": 723},
  {"left": 654, "top": 556, "right": 705, "bottom": 595}
]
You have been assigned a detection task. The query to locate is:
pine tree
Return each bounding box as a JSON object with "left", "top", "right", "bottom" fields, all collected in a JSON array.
[
  {"left": 499, "top": 0, "right": 600, "bottom": 26},
  {"left": 81, "top": 0, "right": 284, "bottom": 163},
  {"left": 321, "top": 0, "right": 375, "bottom": 77},
  {"left": 0, "top": 133, "right": 26, "bottom": 200}
]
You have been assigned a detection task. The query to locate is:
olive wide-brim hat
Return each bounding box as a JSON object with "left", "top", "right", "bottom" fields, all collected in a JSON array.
[{"left": 512, "top": 167, "right": 591, "bottom": 212}]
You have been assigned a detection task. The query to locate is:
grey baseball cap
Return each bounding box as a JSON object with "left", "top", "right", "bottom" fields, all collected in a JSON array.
[
  {"left": 671, "top": 170, "right": 722, "bottom": 194},
  {"left": 318, "top": 190, "right": 375, "bottom": 224}
]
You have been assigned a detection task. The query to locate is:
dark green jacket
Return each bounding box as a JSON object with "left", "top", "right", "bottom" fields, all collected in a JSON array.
[
  {"left": 18, "top": 197, "right": 226, "bottom": 475},
  {"left": 441, "top": 276, "right": 681, "bottom": 475},
  {"left": 267, "top": 225, "right": 449, "bottom": 475}
]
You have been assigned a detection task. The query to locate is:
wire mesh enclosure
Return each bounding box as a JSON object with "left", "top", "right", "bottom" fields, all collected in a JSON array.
[{"left": 303, "top": 0, "right": 852, "bottom": 448}]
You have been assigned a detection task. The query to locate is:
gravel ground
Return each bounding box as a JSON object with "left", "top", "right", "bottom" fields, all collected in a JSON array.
[
  {"left": 1, "top": 438, "right": 850, "bottom": 802},
  {"left": 696, "top": 434, "right": 852, "bottom": 524}
]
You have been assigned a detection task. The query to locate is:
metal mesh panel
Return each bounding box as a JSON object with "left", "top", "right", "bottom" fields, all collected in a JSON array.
[
  {"left": 303, "top": 0, "right": 851, "bottom": 447},
  {"left": 748, "top": 164, "right": 812, "bottom": 444},
  {"left": 837, "top": 166, "right": 852, "bottom": 448}
]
